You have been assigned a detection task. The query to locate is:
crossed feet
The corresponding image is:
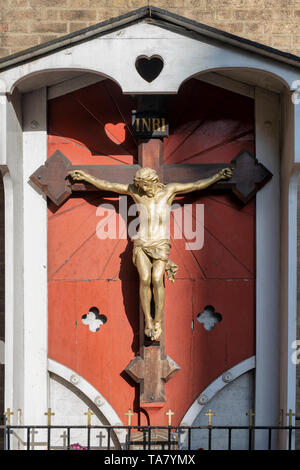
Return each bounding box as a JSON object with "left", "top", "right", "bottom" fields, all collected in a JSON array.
[{"left": 145, "top": 320, "right": 162, "bottom": 341}]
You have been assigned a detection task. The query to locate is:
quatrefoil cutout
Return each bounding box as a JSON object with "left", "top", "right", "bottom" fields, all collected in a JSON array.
[
  {"left": 135, "top": 55, "right": 164, "bottom": 82},
  {"left": 81, "top": 307, "right": 107, "bottom": 333},
  {"left": 197, "top": 305, "right": 222, "bottom": 331}
]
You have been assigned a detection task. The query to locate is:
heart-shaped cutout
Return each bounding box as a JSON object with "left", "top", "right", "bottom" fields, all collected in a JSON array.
[
  {"left": 135, "top": 56, "right": 164, "bottom": 83},
  {"left": 104, "top": 123, "right": 126, "bottom": 145}
]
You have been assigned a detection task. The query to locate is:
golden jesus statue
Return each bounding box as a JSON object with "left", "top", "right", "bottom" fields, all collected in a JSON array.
[{"left": 69, "top": 166, "right": 232, "bottom": 341}]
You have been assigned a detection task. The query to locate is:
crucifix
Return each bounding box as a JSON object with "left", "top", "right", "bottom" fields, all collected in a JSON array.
[
  {"left": 286, "top": 409, "right": 296, "bottom": 427},
  {"left": 4, "top": 408, "right": 14, "bottom": 425},
  {"left": 96, "top": 430, "right": 108, "bottom": 449},
  {"left": 30, "top": 95, "right": 272, "bottom": 407},
  {"left": 60, "top": 430, "right": 68, "bottom": 449},
  {"left": 44, "top": 408, "right": 55, "bottom": 426},
  {"left": 84, "top": 408, "right": 94, "bottom": 426},
  {"left": 166, "top": 409, "right": 174, "bottom": 426},
  {"left": 246, "top": 409, "right": 255, "bottom": 427},
  {"left": 125, "top": 408, "right": 135, "bottom": 426},
  {"left": 205, "top": 409, "right": 215, "bottom": 426}
]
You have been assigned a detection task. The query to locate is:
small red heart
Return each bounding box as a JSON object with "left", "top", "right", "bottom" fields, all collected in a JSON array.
[{"left": 104, "top": 123, "right": 126, "bottom": 145}]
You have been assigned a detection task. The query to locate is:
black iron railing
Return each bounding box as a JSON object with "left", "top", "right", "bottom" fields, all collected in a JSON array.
[{"left": 1, "top": 424, "right": 300, "bottom": 450}]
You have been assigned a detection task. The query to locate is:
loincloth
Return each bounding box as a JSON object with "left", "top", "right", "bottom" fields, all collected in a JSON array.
[{"left": 132, "top": 238, "right": 178, "bottom": 282}]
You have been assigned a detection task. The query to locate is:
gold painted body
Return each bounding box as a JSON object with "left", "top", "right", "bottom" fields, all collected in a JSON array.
[{"left": 69, "top": 166, "right": 232, "bottom": 341}]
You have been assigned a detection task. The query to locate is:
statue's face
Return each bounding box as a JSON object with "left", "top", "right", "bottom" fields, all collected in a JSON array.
[{"left": 136, "top": 179, "right": 157, "bottom": 197}]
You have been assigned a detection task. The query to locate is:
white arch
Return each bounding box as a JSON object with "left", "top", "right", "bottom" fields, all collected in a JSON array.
[
  {"left": 10, "top": 68, "right": 122, "bottom": 96},
  {"left": 48, "top": 358, "right": 124, "bottom": 429},
  {"left": 180, "top": 356, "right": 256, "bottom": 427}
]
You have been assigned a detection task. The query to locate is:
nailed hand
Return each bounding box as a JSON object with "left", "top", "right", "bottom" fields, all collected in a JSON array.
[
  {"left": 218, "top": 168, "right": 233, "bottom": 180},
  {"left": 69, "top": 170, "right": 89, "bottom": 181}
]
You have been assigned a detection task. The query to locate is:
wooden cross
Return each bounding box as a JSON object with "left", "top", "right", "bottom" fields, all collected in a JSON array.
[
  {"left": 125, "top": 408, "right": 135, "bottom": 426},
  {"left": 30, "top": 96, "right": 272, "bottom": 407},
  {"left": 4, "top": 408, "right": 14, "bottom": 425},
  {"left": 30, "top": 146, "right": 272, "bottom": 208},
  {"left": 125, "top": 344, "right": 180, "bottom": 403},
  {"left": 84, "top": 408, "right": 94, "bottom": 426},
  {"left": 286, "top": 409, "right": 296, "bottom": 426},
  {"left": 205, "top": 409, "right": 215, "bottom": 426},
  {"left": 246, "top": 409, "right": 255, "bottom": 426},
  {"left": 166, "top": 409, "right": 175, "bottom": 426},
  {"left": 44, "top": 408, "right": 55, "bottom": 425}
]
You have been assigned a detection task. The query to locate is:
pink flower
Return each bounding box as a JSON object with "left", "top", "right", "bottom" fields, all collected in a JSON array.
[{"left": 70, "top": 443, "right": 87, "bottom": 450}]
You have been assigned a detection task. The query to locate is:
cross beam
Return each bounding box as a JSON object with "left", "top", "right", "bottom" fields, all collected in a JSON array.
[
  {"left": 30, "top": 150, "right": 140, "bottom": 207},
  {"left": 30, "top": 149, "right": 272, "bottom": 207}
]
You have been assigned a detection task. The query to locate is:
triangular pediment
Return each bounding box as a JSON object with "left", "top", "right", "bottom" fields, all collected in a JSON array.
[
  {"left": 0, "top": 6, "right": 299, "bottom": 95},
  {"left": 1, "top": 6, "right": 300, "bottom": 72}
]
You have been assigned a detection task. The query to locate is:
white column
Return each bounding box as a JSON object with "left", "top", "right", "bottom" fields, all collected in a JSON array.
[
  {"left": 0, "top": 85, "right": 48, "bottom": 447},
  {"left": 0, "top": 88, "right": 23, "bottom": 416},
  {"left": 255, "top": 87, "right": 281, "bottom": 448},
  {"left": 22, "top": 88, "right": 48, "bottom": 426},
  {"left": 278, "top": 90, "right": 300, "bottom": 449}
]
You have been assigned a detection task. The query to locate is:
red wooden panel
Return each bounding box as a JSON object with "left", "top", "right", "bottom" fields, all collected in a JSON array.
[
  {"left": 164, "top": 79, "right": 254, "bottom": 165},
  {"left": 163, "top": 279, "right": 255, "bottom": 425},
  {"left": 48, "top": 136, "right": 134, "bottom": 165},
  {"left": 48, "top": 80, "right": 138, "bottom": 161},
  {"left": 48, "top": 280, "right": 139, "bottom": 416}
]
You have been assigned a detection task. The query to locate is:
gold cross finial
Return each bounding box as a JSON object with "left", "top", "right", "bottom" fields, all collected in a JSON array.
[
  {"left": 4, "top": 408, "right": 14, "bottom": 425},
  {"left": 44, "top": 408, "right": 55, "bottom": 426},
  {"left": 125, "top": 408, "right": 135, "bottom": 426},
  {"left": 286, "top": 409, "right": 296, "bottom": 426},
  {"left": 84, "top": 408, "right": 94, "bottom": 426},
  {"left": 205, "top": 409, "right": 215, "bottom": 426},
  {"left": 246, "top": 409, "right": 255, "bottom": 426},
  {"left": 166, "top": 409, "right": 175, "bottom": 426}
]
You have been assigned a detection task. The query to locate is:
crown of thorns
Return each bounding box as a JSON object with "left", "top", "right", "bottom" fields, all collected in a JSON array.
[{"left": 133, "top": 167, "right": 159, "bottom": 183}]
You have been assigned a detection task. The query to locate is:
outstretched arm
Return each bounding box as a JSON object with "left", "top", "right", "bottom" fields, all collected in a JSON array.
[
  {"left": 167, "top": 168, "right": 233, "bottom": 196},
  {"left": 69, "top": 170, "right": 131, "bottom": 195}
]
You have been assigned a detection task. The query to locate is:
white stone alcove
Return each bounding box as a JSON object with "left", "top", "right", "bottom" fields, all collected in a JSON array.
[{"left": 0, "top": 7, "right": 299, "bottom": 449}]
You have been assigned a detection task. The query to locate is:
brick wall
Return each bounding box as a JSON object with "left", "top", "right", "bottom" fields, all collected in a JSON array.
[{"left": 0, "top": 0, "right": 300, "bottom": 58}]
